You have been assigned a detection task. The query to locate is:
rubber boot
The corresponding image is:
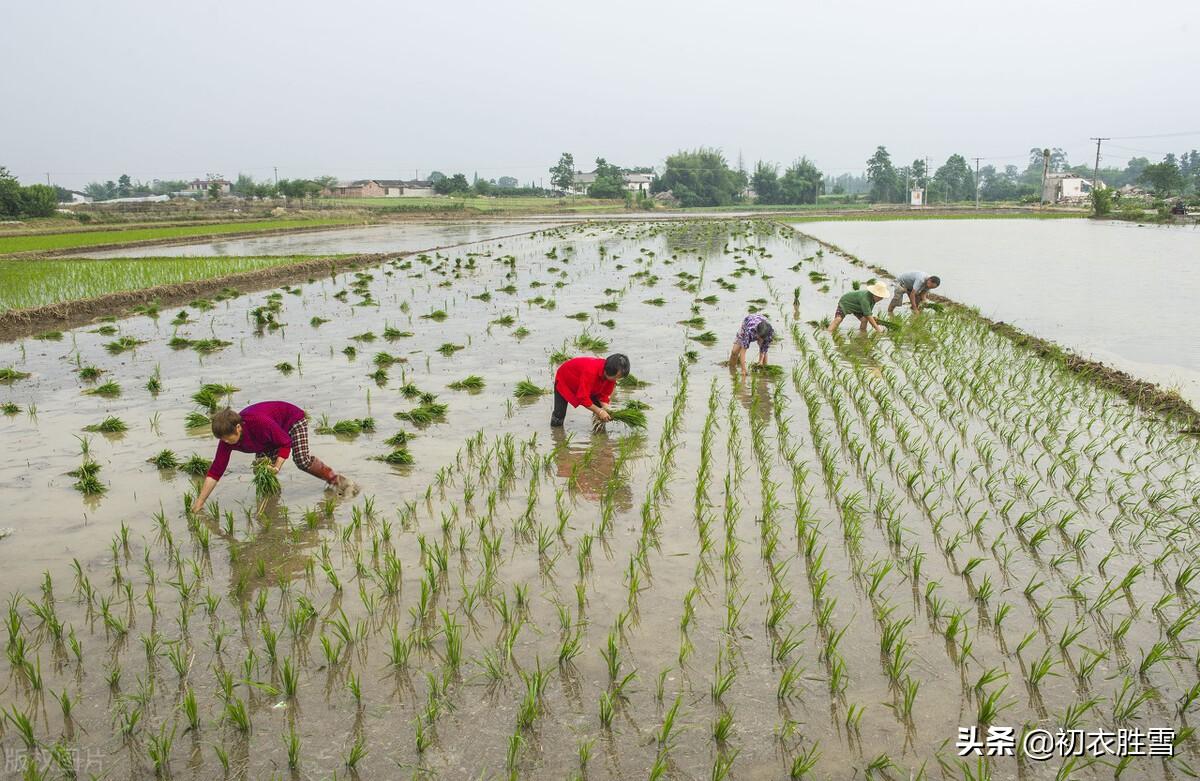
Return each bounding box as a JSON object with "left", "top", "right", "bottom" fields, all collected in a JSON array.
[{"left": 302, "top": 457, "right": 338, "bottom": 485}]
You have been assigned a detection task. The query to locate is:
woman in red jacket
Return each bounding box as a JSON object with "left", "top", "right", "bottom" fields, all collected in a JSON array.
[{"left": 551, "top": 354, "right": 630, "bottom": 428}]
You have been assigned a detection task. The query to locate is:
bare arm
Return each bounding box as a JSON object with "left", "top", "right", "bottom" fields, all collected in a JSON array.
[
  {"left": 191, "top": 477, "right": 219, "bottom": 513},
  {"left": 865, "top": 316, "right": 884, "bottom": 333}
]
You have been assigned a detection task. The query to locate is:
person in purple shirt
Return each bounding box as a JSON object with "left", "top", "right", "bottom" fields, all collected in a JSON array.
[
  {"left": 190, "top": 401, "right": 355, "bottom": 513},
  {"left": 729, "top": 314, "right": 774, "bottom": 382}
]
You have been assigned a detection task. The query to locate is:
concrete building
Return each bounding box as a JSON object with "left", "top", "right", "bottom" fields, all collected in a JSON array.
[
  {"left": 1043, "top": 174, "right": 1103, "bottom": 204},
  {"left": 568, "top": 170, "right": 655, "bottom": 196},
  {"left": 186, "top": 178, "right": 232, "bottom": 195},
  {"left": 327, "top": 179, "right": 434, "bottom": 198}
]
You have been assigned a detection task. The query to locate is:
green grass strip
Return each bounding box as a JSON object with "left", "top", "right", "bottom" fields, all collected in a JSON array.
[{"left": 0, "top": 218, "right": 356, "bottom": 255}]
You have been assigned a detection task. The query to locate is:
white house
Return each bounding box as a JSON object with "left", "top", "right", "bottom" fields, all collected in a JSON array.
[
  {"left": 1043, "top": 174, "right": 1103, "bottom": 204},
  {"left": 568, "top": 170, "right": 654, "bottom": 196},
  {"left": 186, "top": 178, "right": 232, "bottom": 195},
  {"left": 62, "top": 190, "right": 93, "bottom": 204}
]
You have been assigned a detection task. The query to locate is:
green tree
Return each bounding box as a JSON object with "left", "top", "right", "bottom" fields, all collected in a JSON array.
[
  {"left": 496, "top": 176, "right": 518, "bottom": 189},
  {"left": 932, "top": 154, "right": 974, "bottom": 201},
  {"left": 434, "top": 173, "right": 471, "bottom": 195},
  {"left": 117, "top": 174, "right": 132, "bottom": 198},
  {"left": 587, "top": 158, "right": 625, "bottom": 199},
  {"left": 866, "top": 146, "right": 899, "bottom": 203},
  {"left": 651, "top": 148, "right": 741, "bottom": 207},
  {"left": 549, "top": 153, "right": 575, "bottom": 192},
  {"left": 19, "top": 184, "right": 58, "bottom": 217},
  {"left": 1090, "top": 186, "right": 1113, "bottom": 217},
  {"left": 1140, "top": 159, "right": 1184, "bottom": 195},
  {"left": 0, "top": 166, "right": 21, "bottom": 216},
  {"left": 207, "top": 181, "right": 221, "bottom": 201},
  {"left": 473, "top": 178, "right": 495, "bottom": 195},
  {"left": 751, "top": 161, "right": 780, "bottom": 204},
  {"left": 428, "top": 171, "right": 446, "bottom": 183},
  {"left": 779, "top": 157, "right": 822, "bottom": 204}
]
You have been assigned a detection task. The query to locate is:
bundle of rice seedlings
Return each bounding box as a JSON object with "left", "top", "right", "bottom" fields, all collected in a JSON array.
[
  {"left": 104, "top": 337, "right": 146, "bottom": 355},
  {"left": 191, "top": 339, "right": 232, "bottom": 354},
  {"left": 374, "top": 352, "right": 404, "bottom": 367},
  {"left": 514, "top": 380, "right": 547, "bottom": 398},
  {"left": 448, "top": 376, "right": 485, "bottom": 391},
  {"left": 317, "top": 418, "right": 375, "bottom": 436},
  {"left": 252, "top": 459, "right": 281, "bottom": 498},
  {"left": 83, "top": 417, "right": 128, "bottom": 433},
  {"left": 437, "top": 343, "right": 465, "bottom": 357},
  {"left": 310, "top": 317, "right": 330, "bottom": 327},
  {"left": 399, "top": 383, "right": 422, "bottom": 399},
  {"left": 184, "top": 412, "right": 211, "bottom": 430},
  {"left": 382, "top": 326, "right": 413, "bottom": 340},
  {"left": 622, "top": 399, "right": 651, "bottom": 411},
  {"left": 876, "top": 317, "right": 902, "bottom": 332},
  {"left": 70, "top": 461, "right": 105, "bottom": 495},
  {"left": 395, "top": 403, "right": 448, "bottom": 425},
  {"left": 0, "top": 368, "right": 31, "bottom": 383},
  {"left": 146, "top": 367, "right": 162, "bottom": 394},
  {"left": 643, "top": 298, "right": 666, "bottom": 306},
  {"left": 575, "top": 333, "right": 609, "bottom": 352},
  {"left": 513, "top": 327, "right": 530, "bottom": 339},
  {"left": 351, "top": 332, "right": 377, "bottom": 342},
  {"left": 384, "top": 431, "right": 412, "bottom": 448},
  {"left": 192, "top": 383, "right": 239, "bottom": 411},
  {"left": 549, "top": 347, "right": 571, "bottom": 365},
  {"left": 148, "top": 450, "right": 180, "bottom": 469},
  {"left": 750, "top": 364, "right": 786, "bottom": 380},
  {"left": 179, "top": 455, "right": 212, "bottom": 477},
  {"left": 608, "top": 404, "right": 647, "bottom": 429},
  {"left": 689, "top": 331, "right": 717, "bottom": 345},
  {"left": 368, "top": 368, "right": 389, "bottom": 384},
  {"left": 422, "top": 310, "right": 448, "bottom": 321},
  {"left": 34, "top": 331, "right": 63, "bottom": 341},
  {"left": 566, "top": 312, "right": 590, "bottom": 322},
  {"left": 275, "top": 362, "right": 295, "bottom": 375},
  {"left": 373, "top": 449, "right": 414, "bottom": 465},
  {"left": 78, "top": 365, "right": 103, "bottom": 380},
  {"left": 84, "top": 381, "right": 121, "bottom": 398},
  {"left": 2, "top": 402, "right": 20, "bottom": 415},
  {"left": 923, "top": 301, "right": 945, "bottom": 313},
  {"left": 168, "top": 336, "right": 193, "bottom": 349},
  {"left": 678, "top": 316, "right": 705, "bottom": 328},
  {"left": 618, "top": 374, "right": 650, "bottom": 389}
]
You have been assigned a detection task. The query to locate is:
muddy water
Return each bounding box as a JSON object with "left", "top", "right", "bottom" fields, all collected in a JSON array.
[
  {"left": 75, "top": 220, "right": 568, "bottom": 258},
  {"left": 1, "top": 219, "right": 1197, "bottom": 780},
  {"left": 797, "top": 218, "right": 1200, "bottom": 405}
]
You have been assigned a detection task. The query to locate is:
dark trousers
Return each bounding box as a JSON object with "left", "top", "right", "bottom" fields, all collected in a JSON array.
[{"left": 551, "top": 390, "right": 601, "bottom": 427}]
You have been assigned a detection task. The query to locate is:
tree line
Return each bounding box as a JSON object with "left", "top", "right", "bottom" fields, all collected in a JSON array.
[{"left": 0, "top": 167, "right": 58, "bottom": 217}]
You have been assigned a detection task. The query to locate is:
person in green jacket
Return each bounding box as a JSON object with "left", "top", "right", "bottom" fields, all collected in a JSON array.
[{"left": 828, "top": 281, "right": 891, "bottom": 334}]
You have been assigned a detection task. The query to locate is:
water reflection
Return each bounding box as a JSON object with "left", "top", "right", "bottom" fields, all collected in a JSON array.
[{"left": 550, "top": 428, "right": 636, "bottom": 510}]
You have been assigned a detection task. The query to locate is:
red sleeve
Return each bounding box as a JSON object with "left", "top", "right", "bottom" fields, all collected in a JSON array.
[{"left": 207, "top": 441, "right": 232, "bottom": 480}]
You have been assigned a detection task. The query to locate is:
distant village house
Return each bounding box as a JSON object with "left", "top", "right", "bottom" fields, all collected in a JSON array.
[
  {"left": 325, "top": 179, "right": 435, "bottom": 198},
  {"left": 186, "top": 178, "right": 232, "bottom": 195},
  {"left": 1043, "top": 173, "right": 1103, "bottom": 205},
  {"left": 567, "top": 170, "right": 654, "bottom": 196}
]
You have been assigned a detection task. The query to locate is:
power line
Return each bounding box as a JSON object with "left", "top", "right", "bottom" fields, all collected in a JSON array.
[{"left": 1107, "top": 130, "right": 1200, "bottom": 140}]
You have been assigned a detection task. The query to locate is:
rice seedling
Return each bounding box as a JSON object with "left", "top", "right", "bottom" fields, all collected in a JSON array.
[
  {"left": 690, "top": 331, "right": 718, "bottom": 345},
  {"left": 514, "top": 379, "right": 547, "bottom": 398},
  {"left": 374, "top": 448, "right": 415, "bottom": 465},
  {"left": 0, "top": 367, "right": 31, "bottom": 383},
  {"left": 1, "top": 401, "right": 19, "bottom": 415},
  {"left": 104, "top": 336, "right": 146, "bottom": 354},
  {"left": 316, "top": 417, "right": 376, "bottom": 436},
  {"left": 448, "top": 375, "right": 485, "bottom": 391},
  {"left": 437, "top": 342, "right": 465, "bottom": 356},
  {"left": 148, "top": 449, "right": 179, "bottom": 469},
  {"left": 396, "top": 402, "right": 448, "bottom": 425},
  {"left": 609, "top": 402, "right": 648, "bottom": 429},
  {"left": 575, "top": 332, "right": 609, "bottom": 352},
  {"left": 252, "top": 459, "right": 281, "bottom": 498},
  {"left": 83, "top": 416, "right": 127, "bottom": 433}
]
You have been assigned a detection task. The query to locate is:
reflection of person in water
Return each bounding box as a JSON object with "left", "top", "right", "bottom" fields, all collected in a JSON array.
[
  {"left": 735, "top": 370, "right": 774, "bottom": 425},
  {"left": 550, "top": 428, "right": 634, "bottom": 510}
]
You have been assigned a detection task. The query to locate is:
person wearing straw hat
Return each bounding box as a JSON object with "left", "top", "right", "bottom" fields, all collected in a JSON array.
[
  {"left": 888, "top": 271, "right": 941, "bottom": 315},
  {"left": 828, "top": 281, "right": 890, "bottom": 334}
]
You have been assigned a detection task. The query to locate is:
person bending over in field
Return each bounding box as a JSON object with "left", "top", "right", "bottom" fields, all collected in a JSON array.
[
  {"left": 190, "top": 401, "right": 355, "bottom": 513},
  {"left": 828, "top": 281, "right": 891, "bottom": 334},
  {"left": 729, "top": 314, "right": 774, "bottom": 382},
  {"left": 888, "top": 271, "right": 941, "bottom": 315},
  {"left": 551, "top": 353, "right": 630, "bottom": 429}
]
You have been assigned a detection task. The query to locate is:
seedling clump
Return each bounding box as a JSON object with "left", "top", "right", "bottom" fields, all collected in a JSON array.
[{"left": 83, "top": 416, "right": 128, "bottom": 433}]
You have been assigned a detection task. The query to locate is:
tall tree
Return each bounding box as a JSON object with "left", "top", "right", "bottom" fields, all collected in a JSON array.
[
  {"left": 933, "top": 154, "right": 974, "bottom": 201},
  {"left": 866, "top": 146, "right": 898, "bottom": 203},
  {"left": 779, "top": 158, "right": 822, "bottom": 204},
  {"left": 1140, "top": 158, "right": 1184, "bottom": 195},
  {"left": 117, "top": 174, "right": 132, "bottom": 198},
  {"left": 549, "top": 153, "right": 575, "bottom": 192},
  {"left": 651, "top": 148, "right": 742, "bottom": 207},
  {"left": 751, "top": 161, "right": 780, "bottom": 204},
  {"left": 587, "top": 158, "right": 625, "bottom": 199}
]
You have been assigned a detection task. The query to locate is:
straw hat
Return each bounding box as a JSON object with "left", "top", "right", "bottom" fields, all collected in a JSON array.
[{"left": 867, "top": 281, "right": 891, "bottom": 299}]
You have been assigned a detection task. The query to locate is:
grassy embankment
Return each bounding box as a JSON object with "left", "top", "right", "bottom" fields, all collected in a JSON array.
[
  {"left": 0, "top": 255, "right": 352, "bottom": 312},
  {"left": 322, "top": 196, "right": 629, "bottom": 213},
  {"left": 0, "top": 218, "right": 360, "bottom": 255}
]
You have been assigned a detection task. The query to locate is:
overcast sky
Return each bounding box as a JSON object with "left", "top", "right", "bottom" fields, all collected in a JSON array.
[{"left": 3, "top": 0, "right": 1197, "bottom": 189}]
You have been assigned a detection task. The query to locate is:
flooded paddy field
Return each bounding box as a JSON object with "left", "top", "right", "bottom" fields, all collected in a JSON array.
[
  {"left": 75, "top": 221, "right": 569, "bottom": 259},
  {"left": 795, "top": 218, "right": 1200, "bottom": 407},
  {"left": 1, "top": 220, "right": 1198, "bottom": 779}
]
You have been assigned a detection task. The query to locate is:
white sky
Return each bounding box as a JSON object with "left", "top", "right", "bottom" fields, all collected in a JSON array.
[{"left": 3, "top": 0, "right": 1198, "bottom": 188}]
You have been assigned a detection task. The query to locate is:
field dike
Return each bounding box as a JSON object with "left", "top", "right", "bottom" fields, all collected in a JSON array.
[{"left": 788, "top": 225, "right": 1200, "bottom": 432}]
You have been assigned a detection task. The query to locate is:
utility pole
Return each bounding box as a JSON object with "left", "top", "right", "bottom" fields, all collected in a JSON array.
[
  {"left": 273, "top": 166, "right": 278, "bottom": 186},
  {"left": 972, "top": 157, "right": 982, "bottom": 209},
  {"left": 1089, "top": 137, "right": 1108, "bottom": 195},
  {"left": 1040, "top": 149, "right": 1051, "bottom": 205},
  {"left": 45, "top": 172, "right": 51, "bottom": 185},
  {"left": 925, "top": 156, "right": 931, "bottom": 205}
]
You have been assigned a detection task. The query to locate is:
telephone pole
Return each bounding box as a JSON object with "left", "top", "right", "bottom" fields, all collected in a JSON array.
[
  {"left": 972, "top": 157, "right": 982, "bottom": 209},
  {"left": 45, "top": 172, "right": 51, "bottom": 185},
  {"left": 925, "top": 156, "right": 931, "bottom": 205},
  {"left": 273, "top": 167, "right": 279, "bottom": 186},
  {"left": 1089, "top": 137, "right": 1108, "bottom": 195}
]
